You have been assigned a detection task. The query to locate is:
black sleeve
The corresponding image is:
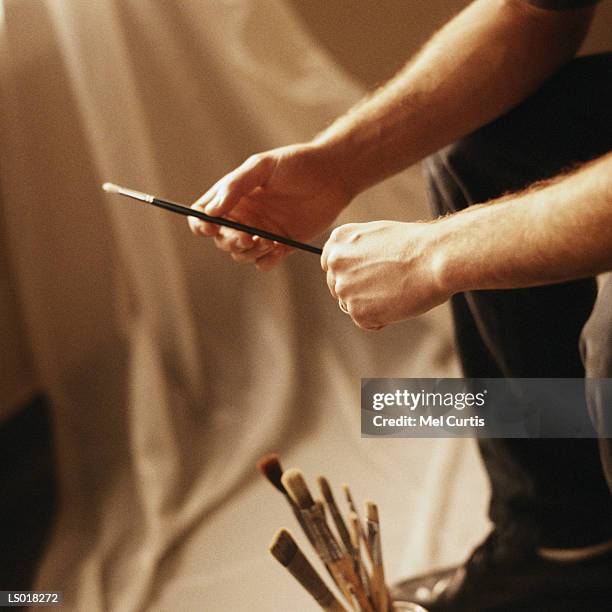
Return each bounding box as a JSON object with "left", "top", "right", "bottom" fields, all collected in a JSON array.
[{"left": 523, "top": 0, "right": 600, "bottom": 9}]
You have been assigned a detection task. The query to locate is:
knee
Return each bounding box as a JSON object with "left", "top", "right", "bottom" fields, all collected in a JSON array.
[
  {"left": 581, "top": 297, "right": 612, "bottom": 379},
  {"left": 582, "top": 309, "right": 612, "bottom": 438},
  {"left": 581, "top": 331, "right": 612, "bottom": 378}
]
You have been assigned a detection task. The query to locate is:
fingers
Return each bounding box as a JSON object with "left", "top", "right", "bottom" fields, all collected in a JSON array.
[
  {"left": 203, "top": 154, "right": 273, "bottom": 217},
  {"left": 326, "top": 269, "right": 337, "bottom": 299},
  {"left": 188, "top": 216, "right": 218, "bottom": 237},
  {"left": 321, "top": 224, "right": 350, "bottom": 272},
  {"left": 321, "top": 225, "right": 341, "bottom": 289},
  {"left": 321, "top": 223, "right": 386, "bottom": 331},
  {"left": 255, "top": 244, "right": 290, "bottom": 271},
  {"left": 320, "top": 234, "right": 331, "bottom": 272},
  {"left": 213, "top": 227, "right": 254, "bottom": 252},
  {"left": 211, "top": 228, "right": 276, "bottom": 263},
  {"left": 189, "top": 151, "right": 297, "bottom": 270},
  {"left": 189, "top": 180, "right": 222, "bottom": 235},
  {"left": 190, "top": 153, "right": 274, "bottom": 240}
]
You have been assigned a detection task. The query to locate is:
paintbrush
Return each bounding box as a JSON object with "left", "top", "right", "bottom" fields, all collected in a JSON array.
[
  {"left": 343, "top": 485, "right": 374, "bottom": 564},
  {"left": 365, "top": 502, "right": 389, "bottom": 612},
  {"left": 283, "top": 469, "right": 374, "bottom": 612},
  {"left": 348, "top": 511, "right": 373, "bottom": 603},
  {"left": 102, "top": 183, "right": 322, "bottom": 255},
  {"left": 257, "top": 454, "right": 322, "bottom": 549},
  {"left": 257, "top": 454, "right": 342, "bottom": 591},
  {"left": 270, "top": 529, "right": 347, "bottom": 612},
  {"left": 318, "top": 476, "right": 354, "bottom": 557}
]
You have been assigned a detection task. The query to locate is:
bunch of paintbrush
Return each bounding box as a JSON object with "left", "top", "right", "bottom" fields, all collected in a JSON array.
[{"left": 258, "top": 454, "right": 393, "bottom": 612}]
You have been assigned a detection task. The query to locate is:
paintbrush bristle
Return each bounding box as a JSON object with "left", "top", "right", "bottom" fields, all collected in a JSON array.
[
  {"left": 365, "top": 501, "right": 379, "bottom": 522},
  {"left": 269, "top": 529, "right": 298, "bottom": 567},
  {"left": 282, "top": 469, "right": 314, "bottom": 510},
  {"left": 256, "top": 453, "right": 286, "bottom": 494},
  {"left": 102, "top": 182, "right": 121, "bottom": 194}
]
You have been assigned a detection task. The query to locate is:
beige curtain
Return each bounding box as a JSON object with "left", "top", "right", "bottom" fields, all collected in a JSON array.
[{"left": 0, "top": 1, "right": 487, "bottom": 610}]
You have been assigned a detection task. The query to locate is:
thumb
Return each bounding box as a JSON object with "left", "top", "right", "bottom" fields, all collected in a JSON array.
[{"left": 204, "top": 154, "right": 274, "bottom": 217}]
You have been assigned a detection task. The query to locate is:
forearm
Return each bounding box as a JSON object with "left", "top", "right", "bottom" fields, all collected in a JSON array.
[
  {"left": 313, "top": 0, "right": 593, "bottom": 197},
  {"left": 435, "top": 153, "right": 612, "bottom": 293}
]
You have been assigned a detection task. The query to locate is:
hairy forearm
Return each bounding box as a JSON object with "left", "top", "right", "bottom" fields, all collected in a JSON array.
[
  {"left": 434, "top": 153, "right": 612, "bottom": 293},
  {"left": 313, "top": 0, "right": 593, "bottom": 197}
]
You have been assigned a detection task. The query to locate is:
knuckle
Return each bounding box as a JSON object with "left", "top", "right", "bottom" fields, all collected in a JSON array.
[
  {"left": 231, "top": 252, "right": 252, "bottom": 264},
  {"left": 219, "top": 174, "right": 236, "bottom": 195},
  {"left": 245, "top": 153, "right": 262, "bottom": 165},
  {"left": 223, "top": 175, "right": 238, "bottom": 192},
  {"left": 245, "top": 153, "right": 270, "bottom": 171},
  {"left": 329, "top": 226, "right": 343, "bottom": 242},
  {"left": 334, "top": 281, "right": 347, "bottom": 298},
  {"left": 350, "top": 305, "right": 373, "bottom": 330},
  {"left": 330, "top": 224, "right": 358, "bottom": 244},
  {"left": 352, "top": 316, "right": 370, "bottom": 330},
  {"left": 326, "top": 250, "right": 341, "bottom": 268},
  {"left": 339, "top": 223, "right": 356, "bottom": 237},
  {"left": 201, "top": 222, "right": 216, "bottom": 236},
  {"left": 214, "top": 236, "right": 230, "bottom": 252}
]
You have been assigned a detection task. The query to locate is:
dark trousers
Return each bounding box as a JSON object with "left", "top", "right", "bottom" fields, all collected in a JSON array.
[{"left": 425, "top": 54, "right": 612, "bottom": 550}]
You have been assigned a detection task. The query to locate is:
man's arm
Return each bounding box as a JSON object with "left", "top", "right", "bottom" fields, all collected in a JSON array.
[
  {"left": 189, "top": 0, "right": 594, "bottom": 269},
  {"left": 438, "top": 152, "right": 612, "bottom": 291},
  {"left": 322, "top": 153, "right": 612, "bottom": 330},
  {"left": 315, "top": 0, "right": 594, "bottom": 196}
]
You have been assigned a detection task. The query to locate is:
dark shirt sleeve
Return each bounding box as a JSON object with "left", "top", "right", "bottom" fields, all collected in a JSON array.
[{"left": 524, "top": 0, "right": 600, "bottom": 9}]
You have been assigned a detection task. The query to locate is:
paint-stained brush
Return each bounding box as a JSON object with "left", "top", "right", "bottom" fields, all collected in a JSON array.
[
  {"left": 349, "top": 511, "right": 373, "bottom": 603},
  {"left": 318, "top": 476, "right": 354, "bottom": 557},
  {"left": 343, "top": 484, "right": 374, "bottom": 563},
  {"left": 270, "top": 529, "right": 346, "bottom": 612},
  {"left": 283, "top": 469, "right": 374, "bottom": 612},
  {"left": 365, "top": 502, "right": 389, "bottom": 612},
  {"left": 257, "top": 454, "right": 318, "bottom": 549}
]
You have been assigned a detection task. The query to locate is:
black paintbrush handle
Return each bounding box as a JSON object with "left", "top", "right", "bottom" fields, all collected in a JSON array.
[{"left": 151, "top": 197, "right": 322, "bottom": 255}]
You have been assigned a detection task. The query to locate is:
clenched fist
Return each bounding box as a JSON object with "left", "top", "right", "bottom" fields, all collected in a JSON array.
[{"left": 321, "top": 220, "right": 452, "bottom": 330}]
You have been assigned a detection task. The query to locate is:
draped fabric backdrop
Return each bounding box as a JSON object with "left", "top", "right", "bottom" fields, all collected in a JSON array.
[{"left": 0, "top": 1, "right": 492, "bottom": 610}]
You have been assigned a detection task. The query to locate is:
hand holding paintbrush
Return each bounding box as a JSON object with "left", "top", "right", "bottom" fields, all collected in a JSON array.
[{"left": 102, "top": 183, "right": 323, "bottom": 255}]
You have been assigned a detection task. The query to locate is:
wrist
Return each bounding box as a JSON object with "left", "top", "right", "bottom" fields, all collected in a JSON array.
[
  {"left": 310, "top": 129, "right": 377, "bottom": 200},
  {"left": 427, "top": 213, "right": 475, "bottom": 298}
]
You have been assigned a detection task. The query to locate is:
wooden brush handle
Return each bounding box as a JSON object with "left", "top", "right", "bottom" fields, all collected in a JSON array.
[{"left": 286, "top": 545, "right": 346, "bottom": 611}]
